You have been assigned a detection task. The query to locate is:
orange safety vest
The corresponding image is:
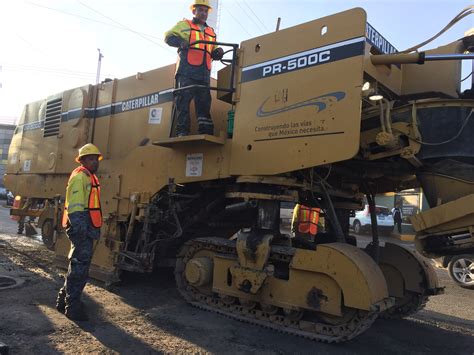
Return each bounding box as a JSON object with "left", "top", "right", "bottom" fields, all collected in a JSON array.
[
  {"left": 10, "top": 196, "right": 21, "bottom": 221},
  {"left": 62, "top": 166, "right": 102, "bottom": 229},
  {"left": 186, "top": 19, "right": 216, "bottom": 71},
  {"left": 297, "top": 205, "right": 320, "bottom": 236}
]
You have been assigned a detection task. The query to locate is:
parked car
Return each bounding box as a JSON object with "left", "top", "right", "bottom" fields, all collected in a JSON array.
[
  {"left": 0, "top": 187, "right": 7, "bottom": 199},
  {"left": 6, "top": 191, "right": 14, "bottom": 206},
  {"left": 435, "top": 254, "right": 474, "bottom": 289},
  {"left": 350, "top": 205, "right": 394, "bottom": 235},
  {"left": 280, "top": 202, "right": 295, "bottom": 226}
]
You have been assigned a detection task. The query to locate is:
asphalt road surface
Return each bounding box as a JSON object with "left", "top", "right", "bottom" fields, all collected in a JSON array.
[{"left": 0, "top": 204, "right": 473, "bottom": 354}]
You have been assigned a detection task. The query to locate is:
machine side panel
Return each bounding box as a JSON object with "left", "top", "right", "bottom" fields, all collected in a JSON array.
[
  {"left": 401, "top": 42, "right": 462, "bottom": 97},
  {"left": 54, "top": 86, "right": 93, "bottom": 174},
  {"left": 5, "top": 65, "right": 232, "bottom": 203},
  {"left": 9, "top": 99, "right": 55, "bottom": 176},
  {"left": 89, "top": 65, "right": 232, "bottom": 216},
  {"left": 230, "top": 8, "right": 367, "bottom": 175},
  {"left": 6, "top": 102, "right": 40, "bottom": 176},
  {"left": 93, "top": 66, "right": 177, "bottom": 162}
]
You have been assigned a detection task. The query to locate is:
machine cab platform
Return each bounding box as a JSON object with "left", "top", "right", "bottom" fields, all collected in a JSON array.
[{"left": 153, "top": 133, "right": 226, "bottom": 148}]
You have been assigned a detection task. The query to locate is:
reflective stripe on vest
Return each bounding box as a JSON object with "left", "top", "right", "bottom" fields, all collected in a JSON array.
[
  {"left": 186, "top": 19, "right": 216, "bottom": 71},
  {"left": 297, "top": 206, "right": 320, "bottom": 236},
  {"left": 62, "top": 166, "right": 102, "bottom": 229}
]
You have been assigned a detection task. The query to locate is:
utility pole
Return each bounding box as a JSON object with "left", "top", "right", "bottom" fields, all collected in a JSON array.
[
  {"left": 91, "top": 49, "right": 104, "bottom": 143},
  {"left": 96, "top": 49, "right": 104, "bottom": 84}
]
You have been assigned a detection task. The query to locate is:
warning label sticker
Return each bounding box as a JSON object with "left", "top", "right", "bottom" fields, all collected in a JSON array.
[
  {"left": 23, "top": 160, "right": 31, "bottom": 172},
  {"left": 186, "top": 153, "right": 203, "bottom": 177},
  {"left": 149, "top": 107, "right": 163, "bottom": 124}
]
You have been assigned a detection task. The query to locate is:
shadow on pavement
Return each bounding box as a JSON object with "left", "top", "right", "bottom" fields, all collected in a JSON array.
[
  {"left": 2, "top": 224, "right": 472, "bottom": 354},
  {"left": 74, "top": 293, "right": 159, "bottom": 354},
  {"left": 113, "top": 267, "right": 474, "bottom": 354},
  {"left": 0, "top": 240, "right": 158, "bottom": 354},
  {"left": 413, "top": 309, "right": 474, "bottom": 331},
  {"left": 0, "top": 251, "right": 61, "bottom": 354}
]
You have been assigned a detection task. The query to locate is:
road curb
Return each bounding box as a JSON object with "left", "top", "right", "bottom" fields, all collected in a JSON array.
[
  {"left": 0, "top": 341, "right": 9, "bottom": 355},
  {"left": 391, "top": 232, "right": 415, "bottom": 242}
]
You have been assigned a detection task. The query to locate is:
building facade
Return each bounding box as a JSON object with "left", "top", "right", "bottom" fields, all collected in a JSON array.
[{"left": 0, "top": 124, "right": 15, "bottom": 187}]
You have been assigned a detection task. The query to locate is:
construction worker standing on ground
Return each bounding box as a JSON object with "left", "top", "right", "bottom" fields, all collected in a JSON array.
[
  {"left": 56, "top": 143, "right": 102, "bottom": 321},
  {"left": 392, "top": 204, "right": 403, "bottom": 234},
  {"left": 165, "top": 0, "right": 224, "bottom": 137},
  {"left": 291, "top": 204, "right": 321, "bottom": 242}
]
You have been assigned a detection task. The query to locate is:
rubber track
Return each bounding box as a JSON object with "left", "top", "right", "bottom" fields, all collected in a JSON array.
[
  {"left": 175, "top": 237, "right": 378, "bottom": 343},
  {"left": 380, "top": 293, "right": 429, "bottom": 320}
]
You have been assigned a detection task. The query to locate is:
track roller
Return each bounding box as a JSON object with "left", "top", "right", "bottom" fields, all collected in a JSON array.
[{"left": 175, "top": 237, "right": 394, "bottom": 343}]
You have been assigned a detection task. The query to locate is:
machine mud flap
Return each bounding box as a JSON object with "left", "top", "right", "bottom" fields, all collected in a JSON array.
[
  {"left": 376, "top": 242, "right": 443, "bottom": 296},
  {"left": 370, "top": 242, "right": 444, "bottom": 318}
]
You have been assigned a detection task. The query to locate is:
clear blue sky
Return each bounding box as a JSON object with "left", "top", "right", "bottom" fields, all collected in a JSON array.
[{"left": 0, "top": 0, "right": 472, "bottom": 124}]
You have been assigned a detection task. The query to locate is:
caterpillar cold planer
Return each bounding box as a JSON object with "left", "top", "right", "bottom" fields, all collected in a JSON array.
[{"left": 5, "top": 7, "right": 474, "bottom": 342}]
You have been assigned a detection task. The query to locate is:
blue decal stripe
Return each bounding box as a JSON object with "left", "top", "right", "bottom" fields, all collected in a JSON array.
[
  {"left": 257, "top": 92, "right": 346, "bottom": 118},
  {"left": 241, "top": 37, "right": 365, "bottom": 83},
  {"left": 365, "top": 23, "right": 398, "bottom": 55},
  {"left": 15, "top": 88, "right": 175, "bottom": 132}
]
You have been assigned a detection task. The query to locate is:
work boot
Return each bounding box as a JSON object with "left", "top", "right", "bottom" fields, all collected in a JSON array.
[
  {"left": 197, "top": 117, "right": 214, "bottom": 135},
  {"left": 65, "top": 304, "right": 89, "bottom": 321},
  {"left": 56, "top": 289, "right": 66, "bottom": 314},
  {"left": 57, "top": 294, "right": 85, "bottom": 314},
  {"left": 292, "top": 236, "right": 316, "bottom": 250}
]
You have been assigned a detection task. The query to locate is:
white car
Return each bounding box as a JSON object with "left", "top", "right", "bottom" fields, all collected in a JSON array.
[
  {"left": 350, "top": 205, "right": 394, "bottom": 235},
  {"left": 280, "top": 202, "right": 296, "bottom": 226},
  {"left": 434, "top": 254, "right": 474, "bottom": 289}
]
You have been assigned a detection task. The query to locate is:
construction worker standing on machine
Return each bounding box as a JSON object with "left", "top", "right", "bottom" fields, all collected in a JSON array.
[
  {"left": 165, "top": 0, "right": 224, "bottom": 137},
  {"left": 56, "top": 143, "right": 102, "bottom": 321},
  {"left": 291, "top": 204, "right": 321, "bottom": 242}
]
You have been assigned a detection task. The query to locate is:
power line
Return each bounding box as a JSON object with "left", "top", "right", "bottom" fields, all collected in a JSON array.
[
  {"left": 15, "top": 33, "right": 48, "bottom": 57},
  {"left": 27, "top": 1, "right": 173, "bottom": 54},
  {"left": 222, "top": 4, "right": 252, "bottom": 37},
  {"left": 27, "top": 2, "right": 141, "bottom": 34},
  {"left": 234, "top": 1, "right": 265, "bottom": 35},
  {"left": 12, "top": 33, "right": 115, "bottom": 81},
  {"left": 2, "top": 63, "right": 111, "bottom": 80},
  {"left": 77, "top": 1, "right": 175, "bottom": 54},
  {"left": 241, "top": 0, "right": 271, "bottom": 33},
  {"left": 5, "top": 69, "right": 96, "bottom": 80},
  {"left": 4, "top": 63, "right": 108, "bottom": 76}
]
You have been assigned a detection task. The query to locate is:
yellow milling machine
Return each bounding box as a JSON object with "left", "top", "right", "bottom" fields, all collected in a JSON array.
[{"left": 5, "top": 7, "right": 474, "bottom": 343}]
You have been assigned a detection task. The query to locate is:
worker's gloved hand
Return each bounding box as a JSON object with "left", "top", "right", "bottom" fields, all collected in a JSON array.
[{"left": 211, "top": 47, "right": 224, "bottom": 60}]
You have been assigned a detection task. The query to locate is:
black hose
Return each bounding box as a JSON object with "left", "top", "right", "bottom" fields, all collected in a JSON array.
[
  {"left": 364, "top": 184, "right": 380, "bottom": 263},
  {"left": 318, "top": 182, "right": 346, "bottom": 243}
]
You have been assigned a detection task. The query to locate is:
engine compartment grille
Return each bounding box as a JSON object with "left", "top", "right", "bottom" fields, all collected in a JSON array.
[{"left": 43, "top": 98, "right": 63, "bottom": 137}]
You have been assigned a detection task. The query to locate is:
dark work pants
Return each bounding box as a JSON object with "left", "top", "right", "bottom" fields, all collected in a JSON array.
[
  {"left": 175, "top": 75, "right": 213, "bottom": 136},
  {"left": 294, "top": 231, "right": 316, "bottom": 242},
  {"left": 58, "top": 233, "right": 94, "bottom": 311}
]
